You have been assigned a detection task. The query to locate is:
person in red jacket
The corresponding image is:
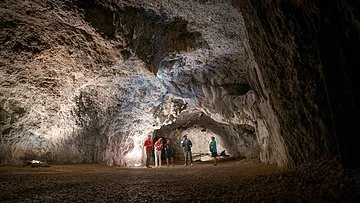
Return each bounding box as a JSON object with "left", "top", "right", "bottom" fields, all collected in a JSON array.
[
  {"left": 143, "top": 135, "right": 153, "bottom": 168},
  {"left": 154, "top": 138, "right": 164, "bottom": 168}
]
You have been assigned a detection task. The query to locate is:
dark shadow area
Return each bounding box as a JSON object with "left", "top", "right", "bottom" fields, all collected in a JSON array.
[
  {"left": 76, "top": 0, "right": 209, "bottom": 74},
  {"left": 234, "top": 0, "right": 360, "bottom": 168},
  {"left": 317, "top": 0, "right": 360, "bottom": 168}
]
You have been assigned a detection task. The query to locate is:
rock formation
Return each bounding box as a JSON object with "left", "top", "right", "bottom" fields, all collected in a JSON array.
[{"left": 1, "top": 0, "right": 358, "bottom": 168}]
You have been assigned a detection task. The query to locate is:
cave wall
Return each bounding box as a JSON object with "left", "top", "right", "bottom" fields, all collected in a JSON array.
[
  {"left": 317, "top": 0, "right": 360, "bottom": 168},
  {"left": 0, "top": 0, "right": 292, "bottom": 167},
  {"left": 0, "top": 0, "right": 169, "bottom": 165},
  {"left": 235, "top": 0, "right": 360, "bottom": 168},
  {"left": 2, "top": 0, "right": 355, "bottom": 168}
]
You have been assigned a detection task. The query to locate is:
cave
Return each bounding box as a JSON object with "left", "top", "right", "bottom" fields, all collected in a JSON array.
[{"left": 0, "top": 0, "right": 359, "bottom": 202}]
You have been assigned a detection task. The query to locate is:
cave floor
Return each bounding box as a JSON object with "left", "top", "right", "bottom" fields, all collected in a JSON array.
[{"left": 0, "top": 159, "right": 359, "bottom": 202}]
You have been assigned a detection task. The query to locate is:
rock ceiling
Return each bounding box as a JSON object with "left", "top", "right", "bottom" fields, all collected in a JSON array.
[{"left": 1, "top": 0, "right": 358, "bottom": 168}]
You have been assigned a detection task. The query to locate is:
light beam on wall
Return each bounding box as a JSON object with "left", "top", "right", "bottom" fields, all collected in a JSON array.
[{"left": 124, "top": 134, "right": 146, "bottom": 167}]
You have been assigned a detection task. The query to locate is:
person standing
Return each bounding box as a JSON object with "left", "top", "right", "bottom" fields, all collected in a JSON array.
[
  {"left": 164, "top": 138, "right": 175, "bottom": 167},
  {"left": 209, "top": 136, "right": 218, "bottom": 166},
  {"left": 144, "top": 135, "right": 153, "bottom": 168},
  {"left": 154, "top": 138, "right": 164, "bottom": 168},
  {"left": 182, "top": 134, "right": 193, "bottom": 166}
]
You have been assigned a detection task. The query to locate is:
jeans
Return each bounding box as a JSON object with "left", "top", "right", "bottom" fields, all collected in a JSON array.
[{"left": 184, "top": 150, "right": 192, "bottom": 165}]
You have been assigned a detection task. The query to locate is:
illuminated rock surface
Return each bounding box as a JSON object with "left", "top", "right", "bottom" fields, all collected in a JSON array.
[
  {"left": 0, "top": 0, "right": 359, "bottom": 171},
  {"left": 1, "top": 0, "right": 360, "bottom": 201},
  {"left": 0, "top": 0, "right": 271, "bottom": 166}
]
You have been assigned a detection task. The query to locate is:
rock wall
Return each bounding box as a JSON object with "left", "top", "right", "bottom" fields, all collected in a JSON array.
[
  {"left": 0, "top": 0, "right": 168, "bottom": 165},
  {"left": 1, "top": 0, "right": 272, "bottom": 166},
  {"left": 235, "top": 0, "right": 360, "bottom": 168},
  {"left": 3, "top": 0, "right": 357, "bottom": 168}
]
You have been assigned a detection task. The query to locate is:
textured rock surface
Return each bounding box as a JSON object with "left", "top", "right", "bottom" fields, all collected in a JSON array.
[
  {"left": 0, "top": 0, "right": 273, "bottom": 166},
  {"left": 235, "top": 0, "right": 360, "bottom": 168},
  {"left": 0, "top": 0, "right": 359, "bottom": 170}
]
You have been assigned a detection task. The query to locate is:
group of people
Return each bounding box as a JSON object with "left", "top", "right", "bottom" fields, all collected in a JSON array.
[
  {"left": 144, "top": 135, "right": 174, "bottom": 168},
  {"left": 143, "top": 134, "right": 218, "bottom": 168}
]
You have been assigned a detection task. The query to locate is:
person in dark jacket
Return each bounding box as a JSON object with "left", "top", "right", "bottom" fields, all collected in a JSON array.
[
  {"left": 164, "top": 138, "right": 175, "bottom": 167},
  {"left": 181, "top": 134, "right": 193, "bottom": 166}
]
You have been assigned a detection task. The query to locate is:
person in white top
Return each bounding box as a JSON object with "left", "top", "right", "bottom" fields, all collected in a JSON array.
[{"left": 154, "top": 138, "right": 163, "bottom": 168}]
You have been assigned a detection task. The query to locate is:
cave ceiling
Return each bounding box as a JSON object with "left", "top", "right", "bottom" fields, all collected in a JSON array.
[{"left": 0, "top": 0, "right": 283, "bottom": 166}]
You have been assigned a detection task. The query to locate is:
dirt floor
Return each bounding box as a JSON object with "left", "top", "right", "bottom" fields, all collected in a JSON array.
[{"left": 0, "top": 159, "right": 359, "bottom": 202}]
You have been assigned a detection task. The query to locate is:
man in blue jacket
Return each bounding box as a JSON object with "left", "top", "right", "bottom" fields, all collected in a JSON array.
[
  {"left": 209, "top": 136, "right": 218, "bottom": 166},
  {"left": 181, "top": 134, "right": 193, "bottom": 166}
]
